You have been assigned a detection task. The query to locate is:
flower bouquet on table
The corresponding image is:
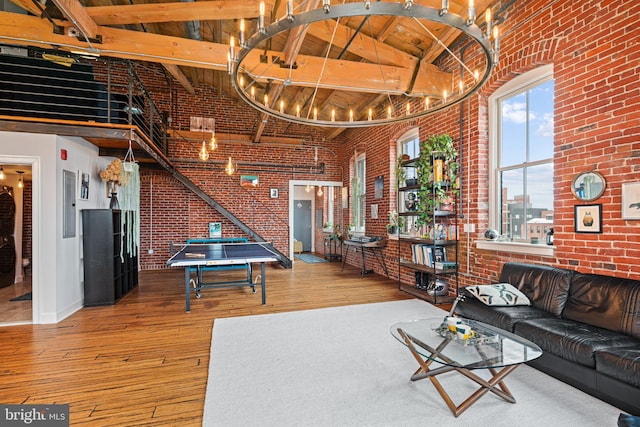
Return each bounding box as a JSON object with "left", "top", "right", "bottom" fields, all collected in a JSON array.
[{"left": 100, "top": 159, "right": 123, "bottom": 208}]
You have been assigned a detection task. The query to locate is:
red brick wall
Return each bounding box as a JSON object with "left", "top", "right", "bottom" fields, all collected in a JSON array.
[
  {"left": 134, "top": 74, "right": 345, "bottom": 269},
  {"left": 339, "top": 0, "right": 640, "bottom": 286},
  {"left": 134, "top": 0, "right": 640, "bottom": 285}
]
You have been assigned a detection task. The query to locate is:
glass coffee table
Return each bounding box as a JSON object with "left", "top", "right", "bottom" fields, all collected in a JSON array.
[{"left": 391, "top": 317, "right": 542, "bottom": 417}]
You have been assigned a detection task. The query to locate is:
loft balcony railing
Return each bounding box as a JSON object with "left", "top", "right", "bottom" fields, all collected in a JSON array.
[{"left": 0, "top": 48, "right": 168, "bottom": 154}]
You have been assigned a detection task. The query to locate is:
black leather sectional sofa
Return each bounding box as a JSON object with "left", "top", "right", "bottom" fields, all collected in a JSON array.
[{"left": 455, "top": 262, "right": 640, "bottom": 415}]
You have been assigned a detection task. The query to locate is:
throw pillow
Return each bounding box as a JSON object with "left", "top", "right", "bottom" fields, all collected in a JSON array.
[{"left": 465, "top": 283, "right": 531, "bottom": 306}]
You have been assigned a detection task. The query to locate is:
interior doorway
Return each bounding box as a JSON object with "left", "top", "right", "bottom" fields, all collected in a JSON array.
[
  {"left": 293, "top": 200, "right": 312, "bottom": 252},
  {"left": 0, "top": 163, "right": 33, "bottom": 325},
  {"left": 288, "top": 179, "right": 343, "bottom": 260}
]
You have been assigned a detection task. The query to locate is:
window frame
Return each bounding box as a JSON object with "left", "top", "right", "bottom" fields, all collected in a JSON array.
[
  {"left": 352, "top": 152, "right": 366, "bottom": 233},
  {"left": 479, "top": 64, "right": 555, "bottom": 256}
]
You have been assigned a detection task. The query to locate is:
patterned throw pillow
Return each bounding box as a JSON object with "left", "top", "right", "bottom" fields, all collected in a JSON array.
[{"left": 465, "top": 283, "right": 531, "bottom": 306}]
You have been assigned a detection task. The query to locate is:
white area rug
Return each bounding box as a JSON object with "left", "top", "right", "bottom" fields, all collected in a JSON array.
[{"left": 204, "top": 299, "right": 621, "bottom": 426}]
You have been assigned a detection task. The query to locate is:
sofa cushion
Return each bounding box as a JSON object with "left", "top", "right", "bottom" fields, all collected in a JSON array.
[
  {"left": 455, "top": 294, "right": 554, "bottom": 332},
  {"left": 562, "top": 273, "right": 640, "bottom": 340},
  {"left": 499, "top": 262, "right": 573, "bottom": 317},
  {"left": 465, "top": 283, "right": 530, "bottom": 306},
  {"left": 596, "top": 347, "right": 640, "bottom": 388},
  {"left": 514, "top": 317, "right": 638, "bottom": 368}
]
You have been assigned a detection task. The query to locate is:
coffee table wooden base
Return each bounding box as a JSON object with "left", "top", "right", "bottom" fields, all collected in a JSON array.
[{"left": 398, "top": 328, "right": 519, "bottom": 417}]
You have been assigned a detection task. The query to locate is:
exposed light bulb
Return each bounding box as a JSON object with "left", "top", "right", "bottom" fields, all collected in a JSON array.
[
  {"left": 0, "top": 166, "right": 4, "bottom": 180},
  {"left": 485, "top": 8, "right": 492, "bottom": 38},
  {"left": 331, "top": 109, "right": 335, "bottom": 122},
  {"left": 280, "top": 99, "right": 284, "bottom": 113},
  {"left": 425, "top": 97, "right": 430, "bottom": 109},
  {"left": 286, "top": 0, "right": 294, "bottom": 21},
  {"left": 440, "top": 0, "right": 449, "bottom": 15},
  {"left": 467, "top": 0, "right": 476, "bottom": 25},
  {"left": 368, "top": 108, "right": 373, "bottom": 121},
  {"left": 259, "top": 2, "right": 265, "bottom": 33},
  {"left": 239, "top": 19, "right": 245, "bottom": 46},
  {"left": 225, "top": 156, "right": 235, "bottom": 175},
  {"left": 210, "top": 132, "right": 217, "bottom": 150},
  {"left": 313, "top": 107, "right": 318, "bottom": 120},
  {"left": 317, "top": 186, "right": 323, "bottom": 196},
  {"left": 199, "top": 141, "right": 209, "bottom": 161},
  {"left": 387, "top": 105, "right": 392, "bottom": 119},
  {"left": 296, "top": 104, "right": 301, "bottom": 117},
  {"left": 349, "top": 109, "right": 354, "bottom": 122}
]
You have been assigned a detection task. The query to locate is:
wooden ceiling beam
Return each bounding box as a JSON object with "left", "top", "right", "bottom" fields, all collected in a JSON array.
[
  {"left": 243, "top": 49, "right": 450, "bottom": 95},
  {"left": 85, "top": 1, "right": 274, "bottom": 26},
  {"left": 375, "top": 16, "right": 399, "bottom": 43},
  {"left": 50, "top": 0, "right": 99, "bottom": 40},
  {"left": 163, "top": 64, "right": 196, "bottom": 95},
  {"left": 306, "top": 18, "right": 416, "bottom": 67},
  {"left": 8, "top": 0, "right": 40, "bottom": 16},
  {"left": 0, "top": 10, "right": 451, "bottom": 95}
]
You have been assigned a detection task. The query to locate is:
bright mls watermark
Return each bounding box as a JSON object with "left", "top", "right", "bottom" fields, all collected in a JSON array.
[{"left": 0, "top": 405, "right": 69, "bottom": 426}]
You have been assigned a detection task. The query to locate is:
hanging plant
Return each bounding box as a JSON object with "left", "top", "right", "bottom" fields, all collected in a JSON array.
[{"left": 415, "top": 134, "right": 459, "bottom": 225}]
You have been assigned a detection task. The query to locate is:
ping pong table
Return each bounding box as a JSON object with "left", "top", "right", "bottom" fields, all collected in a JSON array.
[{"left": 166, "top": 241, "right": 279, "bottom": 312}]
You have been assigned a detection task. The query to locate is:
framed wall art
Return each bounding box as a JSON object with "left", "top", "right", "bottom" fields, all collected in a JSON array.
[
  {"left": 78, "top": 170, "right": 90, "bottom": 200},
  {"left": 240, "top": 175, "right": 258, "bottom": 187},
  {"left": 209, "top": 222, "right": 222, "bottom": 238},
  {"left": 374, "top": 176, "right": 384, "bottom": 199},
  {"left": 621, "top": 182, "right": 640, "bottom": 220},
  {"left": 574, "top": 204, "right": 602, "bottom": 233}
]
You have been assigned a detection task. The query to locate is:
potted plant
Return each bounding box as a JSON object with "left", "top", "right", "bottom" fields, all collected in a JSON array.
[
  {"left": 415, "top": 134, "right": 459, "bottom": 225},
  {"left": 386, "top": 210, "right": 405, "bottom": 234}
]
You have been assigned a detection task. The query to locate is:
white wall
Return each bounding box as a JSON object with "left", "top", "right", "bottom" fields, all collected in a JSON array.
[{"left": 0, "top": 130, "right": 115, "bottom": 324}]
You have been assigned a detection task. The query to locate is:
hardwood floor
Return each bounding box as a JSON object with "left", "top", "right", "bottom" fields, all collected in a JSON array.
[
  {"left": 0, "top": 276, "right": 32, "bottom": 324},
  {"left": 0, "top": 258, "right": 413, "bottom": 426}
]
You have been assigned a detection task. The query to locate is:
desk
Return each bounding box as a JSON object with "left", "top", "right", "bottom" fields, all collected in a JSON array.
[
  {"left": 341, "top": 239, "right": 388, "bottom": 277},
  {"left": 167, "top": 242, "right": 279, "bottom": 312},
  {"left": 323, "top": 236, "right": 342, "bottom": 261}
]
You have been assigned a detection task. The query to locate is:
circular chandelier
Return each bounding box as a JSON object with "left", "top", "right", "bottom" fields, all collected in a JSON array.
[{"left": 229, "top": 1, "right": 500, "bottom": 128}]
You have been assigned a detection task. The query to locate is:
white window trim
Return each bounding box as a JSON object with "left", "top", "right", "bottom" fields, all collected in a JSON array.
[
  {"left": 479, "top": 64, "right": 555, "bottom": 256},
  {"left": 352, "top": 152, "right": 366, "bottom": 234}
]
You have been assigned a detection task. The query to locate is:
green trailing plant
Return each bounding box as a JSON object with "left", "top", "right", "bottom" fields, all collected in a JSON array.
[{"left": 416, "top": 134, "right": 459, "bottom": 225}]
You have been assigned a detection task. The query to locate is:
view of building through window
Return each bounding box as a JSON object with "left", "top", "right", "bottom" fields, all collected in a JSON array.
[{"left": 497, "top": 76, "right": 554, "bottom": 243}]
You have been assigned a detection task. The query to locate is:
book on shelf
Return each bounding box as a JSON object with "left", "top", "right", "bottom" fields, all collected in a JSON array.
[{"left": 411, "top": 244, "right": 447, "bottom": 267}]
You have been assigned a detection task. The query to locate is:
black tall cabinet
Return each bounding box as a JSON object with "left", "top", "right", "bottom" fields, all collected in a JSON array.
[{"left": 81, "top": 209, "right": 138, "bottom": 306}]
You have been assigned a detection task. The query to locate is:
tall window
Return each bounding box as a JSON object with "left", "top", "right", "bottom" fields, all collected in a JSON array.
[
  {"left": 489, "top": 65, "right": 554, "bottom": 242},
  {"left": 352, "top": 153, "right": 366, "bottom": 233}
]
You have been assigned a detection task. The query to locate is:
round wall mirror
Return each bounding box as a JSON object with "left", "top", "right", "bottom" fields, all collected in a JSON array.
[{"left": 571, "top": 171, "right": 606, "bottom": 201}]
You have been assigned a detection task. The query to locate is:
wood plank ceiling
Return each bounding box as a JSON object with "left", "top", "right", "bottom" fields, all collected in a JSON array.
[{"left": 1, "top": 0, "right": 493, "bottom": 141}]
